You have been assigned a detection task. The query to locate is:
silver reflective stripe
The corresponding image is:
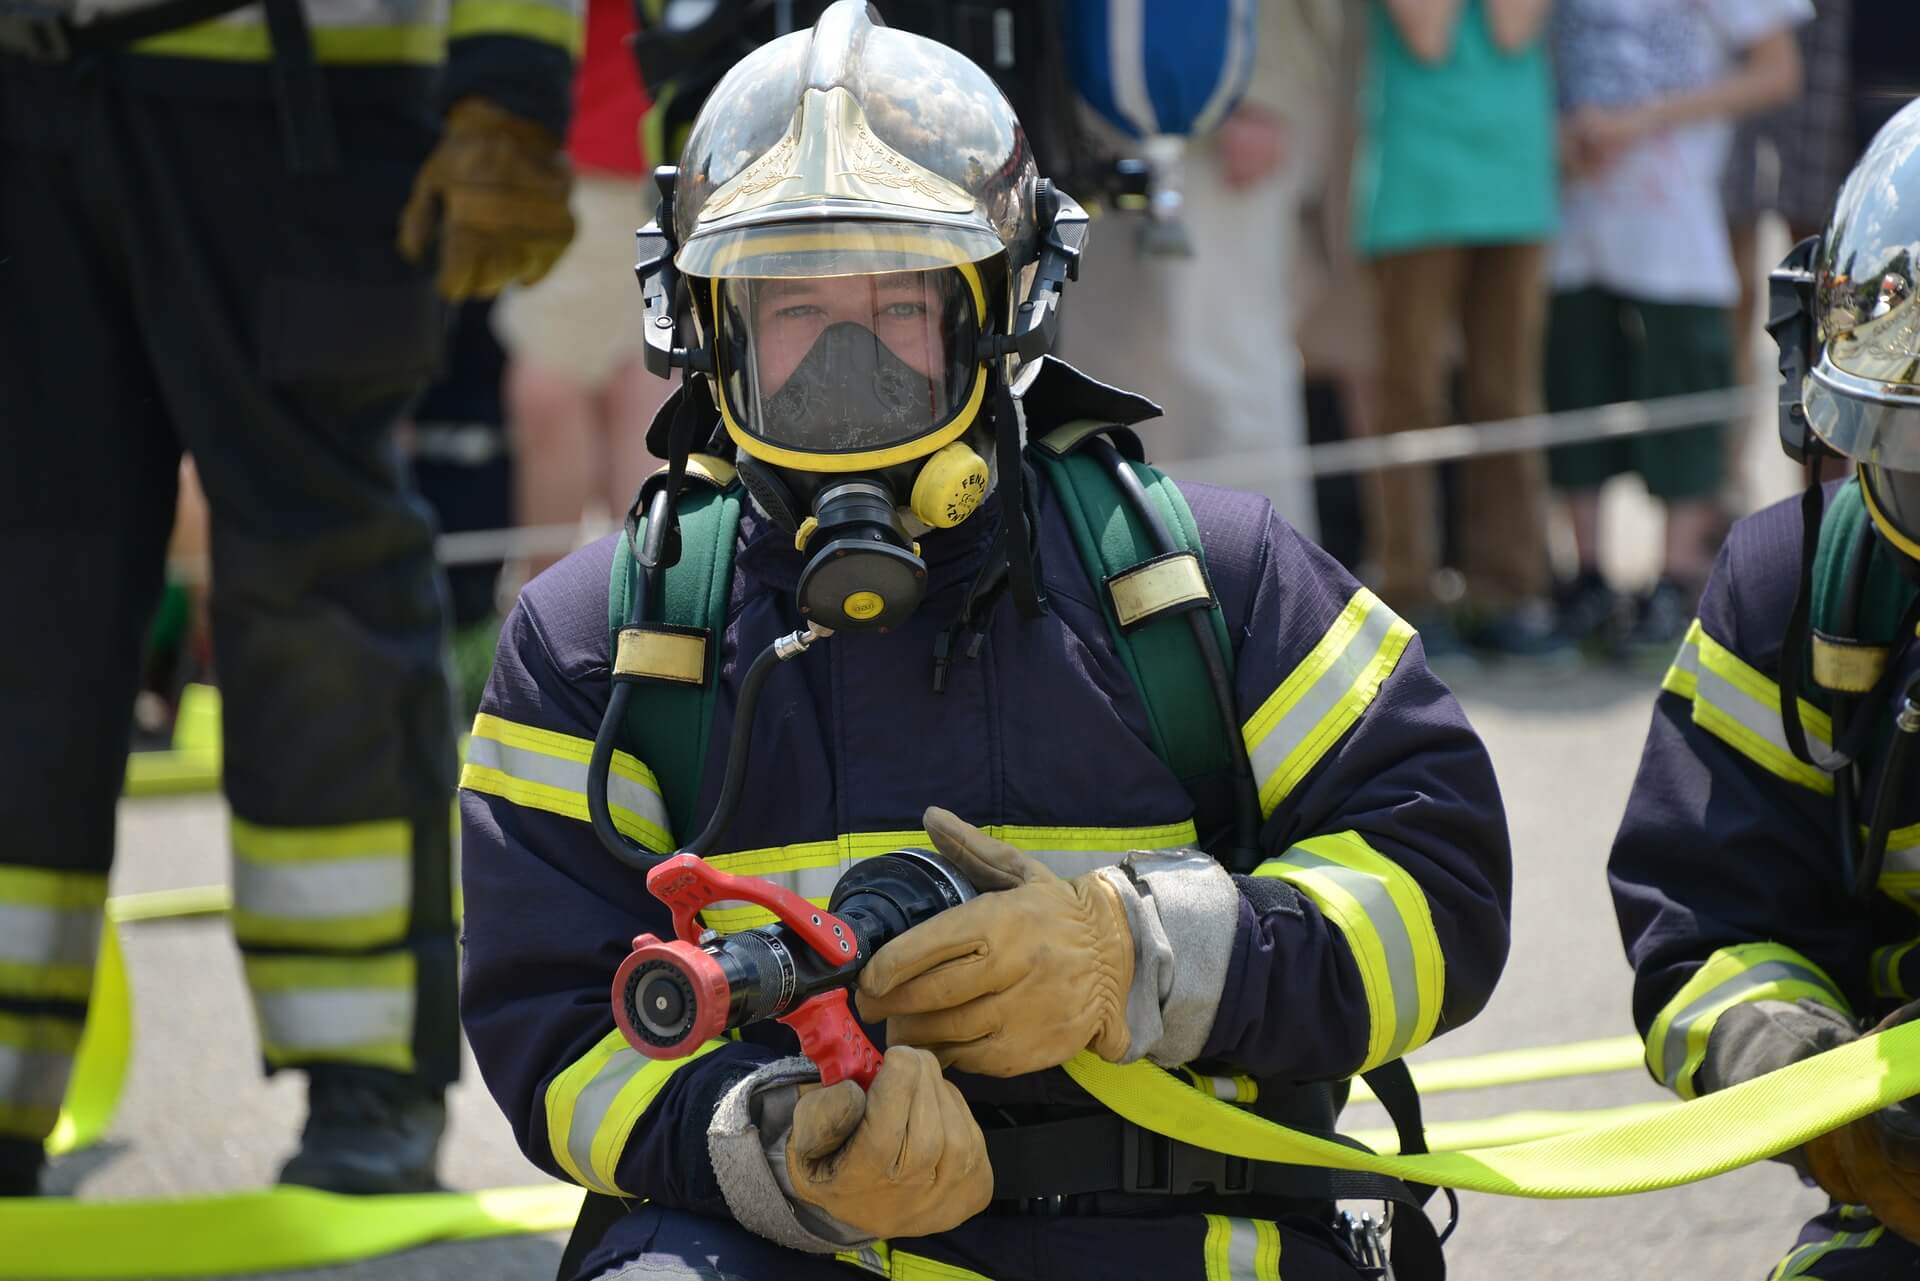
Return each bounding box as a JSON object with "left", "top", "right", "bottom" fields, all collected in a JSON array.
[
  {"left": 255, "top": 987, "right": 413, "bottom": 1052},
  {"left": 0, "top": 1042, "right": 73, "bottom": 1115},
  {"left": 1226, "top": 1218, "right": 1261, "bottom": 1281},
  {"left": 1658, "top": 960, "right": 1836, "bottom": 1091},
  {"left": 466, "top": 733, "right": 670, "bottom": 836},
  {"left": 707, "top": 847, "right": 1173, "bottom": 915},
  {"left": 1281, "top": 848, "right": 1420, "bottom": 1060},
  {"left": 1882, "top": 839, "right": 1920, "bottom": 876},
  {"left": 1247, "top": 601, "right": 1400, "bottom": 799},
  {"left": 232, "top": 855, "right": 409, "bottom": 922},
  {"left": 567, "top": 1047, "right": 649, "bottom": 1192},
  {"left": 0, "top": 902, "right": 100, "bottom": 969},
  {"left": 1692, "top": 665, "right": 1813, "bottom": 761}
]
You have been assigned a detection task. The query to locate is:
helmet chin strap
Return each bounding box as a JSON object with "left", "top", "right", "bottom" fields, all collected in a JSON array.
[{"left": 991, "top": 374, "right": 1048, "bottom": 620}]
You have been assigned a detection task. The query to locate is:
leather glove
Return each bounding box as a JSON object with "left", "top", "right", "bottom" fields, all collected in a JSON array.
[
  {"left": 397, "top": 98, "right": 575, "bottom": 301},
  {"left": 1803, "top": 1001, "right": 1920, "bottom": 1243},
  {"left": 856, "top": 807, "right": 1135, "bottom": 1077},
  {"left": 785, "top": 1045, "right": 992, "bottom": 1239}
]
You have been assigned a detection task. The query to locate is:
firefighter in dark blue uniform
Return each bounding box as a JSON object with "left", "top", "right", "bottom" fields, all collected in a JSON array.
[
  {"left": 1611, "top": 100, "right": 1920, "bottom": 1276},
  {"left": 0, "top": 0, "right": 578, "bottom": 1197},
  {"left": 459, "top": 5, "right": 1513, "bottom": 1278}
]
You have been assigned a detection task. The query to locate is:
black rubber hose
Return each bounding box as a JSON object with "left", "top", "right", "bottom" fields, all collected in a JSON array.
[
  {"left": 1091, "top": 439, "right": 1262, "bottom": 862},
  {"left": 589, "top": 488, "right": 674, "bottom": 871},
  {"left": 1858, "top": 675, "right": 1920, "bottom": 901},
  {"left": 683, "top": 637, "right": 786, "bottom": 857}
]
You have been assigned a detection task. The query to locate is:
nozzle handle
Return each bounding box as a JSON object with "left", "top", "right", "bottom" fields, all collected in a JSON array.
[
  {"left": 645, "top": 851, "right": 858, "bottom": 966},
  {"left": 780, "top": 988, "right": 882, "bottom": 1089}
]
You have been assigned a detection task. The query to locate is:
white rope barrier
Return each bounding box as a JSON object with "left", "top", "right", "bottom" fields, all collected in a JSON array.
[{"left": 164, "top": 383, "right": 1770, "bottom": 578}]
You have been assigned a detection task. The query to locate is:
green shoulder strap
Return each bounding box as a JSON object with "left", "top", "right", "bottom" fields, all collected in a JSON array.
[
  {"left": 1808, "top": 476, "right": 1920, "bottom": 709},
  {"left": 1029, "top": 422, "right": 1238, "bottom": 804},
  {"left": 606, "top": 463, "right": 743, "bottom": 845}
]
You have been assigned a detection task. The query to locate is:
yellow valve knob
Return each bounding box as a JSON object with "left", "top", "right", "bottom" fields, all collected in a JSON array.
[
  {"left": 910, "top": 442, "right": 991, "bottom": 529},
  {"left": 843, "top": 591, "right": 886, "bottom": 621},
  {"left": 794, "top": 515, "right": 820, "bottom": 552}
]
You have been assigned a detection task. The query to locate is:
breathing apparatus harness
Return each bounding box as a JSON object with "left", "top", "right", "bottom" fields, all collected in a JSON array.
[{"left": 1768, "top": 238, "right": 1920, "bottom": 900}]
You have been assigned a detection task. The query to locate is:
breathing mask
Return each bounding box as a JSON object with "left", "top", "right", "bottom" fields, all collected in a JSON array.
[{"left": 710, "top": 258, "right": 994, "bottom": 630}]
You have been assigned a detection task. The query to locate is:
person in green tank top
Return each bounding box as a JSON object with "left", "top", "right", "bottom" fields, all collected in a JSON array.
[{"left": 1349, "top": 0, "right": 1561, "bottom": 659}]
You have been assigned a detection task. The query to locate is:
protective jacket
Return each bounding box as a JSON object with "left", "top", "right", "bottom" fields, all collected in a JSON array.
[
  {"left": 1612, "top": 482, "right": 1920, "bottom": 1097},
  {"left": 459, "top": 378, "right": 1512, "bottom": 1279},
  {"left": 1610, "top": 480, "right": 1920, "bottom": 1274}
]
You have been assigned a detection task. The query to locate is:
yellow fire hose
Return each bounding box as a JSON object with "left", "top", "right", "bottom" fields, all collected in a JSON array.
[{"left": 14, "top": 812, "right": 1910, "bottom": 1275}]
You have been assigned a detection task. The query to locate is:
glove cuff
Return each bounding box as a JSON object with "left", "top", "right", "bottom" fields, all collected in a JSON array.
[
  {"left": 1097, "top": 849, "right": 1238, "bottom": 1067},
  {"left": 707, "top": 1056, "right": 876, "bottom": 1255}
]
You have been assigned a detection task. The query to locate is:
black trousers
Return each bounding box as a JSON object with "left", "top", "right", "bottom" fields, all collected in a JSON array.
[{"left": 0, "top": 57, "right": 460, "bottom": 1159}]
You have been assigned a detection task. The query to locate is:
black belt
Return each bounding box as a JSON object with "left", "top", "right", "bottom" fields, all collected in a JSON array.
[
  {"left": 986, "top": 1113, "right": 1411, "bottom": 1207},
  {"left": 984, "top": 1114, "right": 1449, "bottom": 1281},
  {"left": 0, "top": 0, "right": 338, "bottom": 173}
]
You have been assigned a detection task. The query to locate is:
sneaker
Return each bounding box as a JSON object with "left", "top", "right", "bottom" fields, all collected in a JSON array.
[
  {"left": 1552, "top": 571, "right": 1621, "bottom": 654},
  {"left": 1626, "top": 576, "right": 1700, "bottom": 654},
  {"left": 1466, "top": 599, "right": 1576, "bottom": 661},
  {"left": 278, "top": 1069, "right": 445, "bottom": 1195},
  {"left": 0, "top": 1138, "right": 43, "bottom": 1197}
]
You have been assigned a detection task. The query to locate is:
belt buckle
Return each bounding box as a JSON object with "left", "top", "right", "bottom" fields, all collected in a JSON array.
[
  {"left": 1120, "top": 1126, "right": 1253, "bottom": 1196},
  {"left": 0, "top": 1, "right": 72, "bottom": 61}
]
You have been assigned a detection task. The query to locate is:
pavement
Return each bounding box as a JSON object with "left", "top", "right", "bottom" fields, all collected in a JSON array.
[{"left": 22, "top": 654, "right": 1831, "bottom": 1281}]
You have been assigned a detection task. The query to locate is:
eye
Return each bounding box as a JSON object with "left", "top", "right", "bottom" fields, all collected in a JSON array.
[
  {"left": 775, "top": 303, "right": 827, "bottom": 321},
  {"left": 880, "top": 301, "right": 928, "bottom": 319}
]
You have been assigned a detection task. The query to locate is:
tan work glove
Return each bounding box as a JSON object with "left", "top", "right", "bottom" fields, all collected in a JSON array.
[
  {"left": 785, "top": 1045, "right": 992, "bottom": 1238},
  {"left": 856, "top": 807, "right": 1135, "bottom": 1077},
  {"left": 1802, "top": 1002, "right": 1920, "bottom": 1243},
  {"left": 397, "top": 97, "right": 576, "bottom": 301}
]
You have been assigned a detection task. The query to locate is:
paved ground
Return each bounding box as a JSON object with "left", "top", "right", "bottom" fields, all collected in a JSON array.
[{"left": 25, "top": 655, "right": 1832, "bottom": 1281}]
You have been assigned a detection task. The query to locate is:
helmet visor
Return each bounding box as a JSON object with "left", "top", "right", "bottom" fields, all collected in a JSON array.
[
  {"left": 1804, "top": 364, "right": 1920, "bottom": 471},
  {"left": 713, "top": 264, "right": 986, "bottom": 464}
]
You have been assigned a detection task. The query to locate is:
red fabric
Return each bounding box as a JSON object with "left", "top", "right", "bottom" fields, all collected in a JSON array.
[{"left": 566, "top": 0, "right": 650, "bottom": 176}]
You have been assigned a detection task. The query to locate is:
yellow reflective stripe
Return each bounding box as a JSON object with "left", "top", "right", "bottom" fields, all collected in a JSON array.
[
  {"left": 0, "top": 959, "right": 93, "bottom": 1004},
  {"left": 1872, "top": 939, "right": 1920, "bottom": 999},
  {"left": 244, "top": 952, "right": 416, "bottom": 1074},
  {"left": 1205, "top": 1214, "right": 1284, "bottom": 1281},
  {"left": 1665, "top": 621, "right": 1835, "bottom": 794},
  {"left": 0, "top": 866, "right": 108, "bottom": 910},
  {"left": 1252, "top": 831, "right": 1443, "bottom": 1071},
  {"left": 543, "top": 1029, "right": 724, "bottom": 1195},
  {"left": 889, "top": 1251, "right": 997, "bottom": 1281},
  {"left": 231, "top": 906, "right": 411, "bottom": 950},
  {"left": 1875, "top": 824, "right": 1920, "bottom": 915},
  {"left": 1242, "top": 588, "right": 1414, "bottom": 817},
  {"left": 699, "top": 822, "right": 1199, "bottom": 932},
  {"left": 1770, "top": 1223, "right": 1886, "bottom": 1280},
  {"left": 461, "top": 712, "right": 673, "bottom": 853},
  {"left": 231, "top": 817, "right": 410, "bottom": 863},
  {"left": 1181, "top": 1068, "right": 1258, "bottom": 1104},
  {"left": 448, "top": 0, "right": 583, "bottom": 51},
  {"left": 1645, "top": 942, "right": 1849, "bottom": 1100},
  {"left": 0, "top": 1011, "right": 85, "bottom": 1138},
  {"left": 834, "top": 1243, "right": 893, "bottom": 1277},
  {"left": 133, "top": 22, "right": 445, "bottom": 63}
]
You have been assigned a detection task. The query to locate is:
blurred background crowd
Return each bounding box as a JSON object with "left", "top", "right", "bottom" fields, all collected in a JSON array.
[{"left": 133, "top": 0, "right": 1920, "bottom": 742}]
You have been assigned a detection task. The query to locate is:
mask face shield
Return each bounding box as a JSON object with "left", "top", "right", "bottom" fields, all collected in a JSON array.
[{"left": 692, "top": 224, "right": 995, "bottom": 472}]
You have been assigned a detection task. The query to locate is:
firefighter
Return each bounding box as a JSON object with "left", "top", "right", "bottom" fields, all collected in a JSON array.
[
  {"left": 1610, "top": 99, "right": 1920, "bottom": 1275},
  {"left": 458, "top": 5, "right": 1512, "bottom": 1278},
  {"left": 0, "top": 0, "right": 577, "bottom": 1196}
]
